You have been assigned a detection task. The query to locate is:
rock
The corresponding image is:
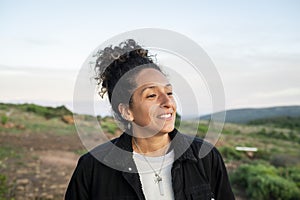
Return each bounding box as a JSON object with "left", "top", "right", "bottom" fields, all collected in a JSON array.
[
  {"left": 50, "top": 185, "right": 57, "bottom": 189},
  {"left": 246, "top": 151, "right": 254, "bottom": 158},
  {"left": 4, "top": 122, "right": 15, "bottom": 128},
  {"left": 17, "top": 186, "right": 25, "bottom": 191},
  {"left": 16, "top": 124, "right": 25, "bottom": 129},
  {"left": 61, "top": 115, "right": 74, "bottom": 124},
  {"left": 16, "top": 169, "right": 28, "bottom": 174},
  {"left": 58, "top": 184, "right": 66, "bottom": 189},
  {"left": 59, "top": 171, "right": 66, "bottom": 176},
  {"left": 46, "top": 194, "right": 54, "bottom": 199},
  {"left": 40, "top": 192, "right": 47, "bottom": 197},
  {"left": 17, "top": 178, "right": 30, "bottom": 185}
]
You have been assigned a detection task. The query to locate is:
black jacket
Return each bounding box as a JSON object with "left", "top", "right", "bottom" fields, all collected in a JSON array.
[{"left": 65, "top": 129, "right": 235, "bottom": 200}]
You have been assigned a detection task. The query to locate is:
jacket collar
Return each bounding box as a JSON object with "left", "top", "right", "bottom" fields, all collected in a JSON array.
[
  {"left": 102, "top": 128, "right": 197, "bottom": 170},
  {"left": 168, "top": 129, "right": 198, "bottom": 162}
]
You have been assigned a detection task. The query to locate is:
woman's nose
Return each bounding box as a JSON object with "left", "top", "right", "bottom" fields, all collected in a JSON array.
[{"left": 159, "top": 93, "right": 174, "bottom": 108}]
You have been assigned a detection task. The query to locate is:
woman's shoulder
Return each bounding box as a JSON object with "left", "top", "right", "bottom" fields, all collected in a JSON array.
[
  {"left": 178, "top": 131, "right": 222, "bottom": 160},
  {"left": 77, "top": 137, "right": 120, "bottom": 165}
]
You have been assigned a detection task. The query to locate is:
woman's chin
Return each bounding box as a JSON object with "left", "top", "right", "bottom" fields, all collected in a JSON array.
[{"left": 156, "top": 124, "right": 175, "bottom": 135}]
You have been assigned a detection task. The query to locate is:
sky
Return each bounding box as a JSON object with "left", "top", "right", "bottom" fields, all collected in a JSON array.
[{"left": 0, "top": 0, "right": 299, "bottom": 116}]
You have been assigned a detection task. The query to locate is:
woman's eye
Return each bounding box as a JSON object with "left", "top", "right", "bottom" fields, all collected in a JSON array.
[
  {"left": 146, "top": 94, "right": 156, "bottom": 98},
  {"left": 167, "top": 92, "right": 173, "bottom": 96}
]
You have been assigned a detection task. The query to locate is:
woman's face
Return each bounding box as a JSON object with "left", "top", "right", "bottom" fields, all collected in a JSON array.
[{"left": 128, "top": 68, "right": 177, "bottom": 136}]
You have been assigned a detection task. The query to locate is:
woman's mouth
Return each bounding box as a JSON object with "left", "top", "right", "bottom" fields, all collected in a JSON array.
[{"left": 157, "top": 113, "right": 173, "bottom": 119}]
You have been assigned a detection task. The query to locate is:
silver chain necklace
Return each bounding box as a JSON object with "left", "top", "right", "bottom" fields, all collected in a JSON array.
[{"left": 133, "top": 138, "right": 168, "bottom": 196}]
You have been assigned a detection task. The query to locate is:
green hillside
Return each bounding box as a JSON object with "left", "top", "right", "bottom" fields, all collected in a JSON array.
[
  {"left": 201, "top": 105, "right": 300, "bottom": 124},
  {"left": 0, "top": 103, "right": 299, "bottom": 199},
  {"left": 248, "top": 116, "right": 300, "bottom": 130}
]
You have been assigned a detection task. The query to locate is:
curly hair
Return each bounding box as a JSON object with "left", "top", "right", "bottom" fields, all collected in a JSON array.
[{"left": 94, "top": 39, "right": 163, "bottom": 125}]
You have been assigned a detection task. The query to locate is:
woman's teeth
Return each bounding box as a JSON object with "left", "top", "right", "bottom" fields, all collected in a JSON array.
[{"left": 158, "top": 113, "right": 172, "bottom": 119}]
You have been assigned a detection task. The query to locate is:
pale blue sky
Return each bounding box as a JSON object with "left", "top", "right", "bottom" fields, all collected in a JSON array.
[{"left": 0, "top": 0, "right": 299, "bottom": 115}]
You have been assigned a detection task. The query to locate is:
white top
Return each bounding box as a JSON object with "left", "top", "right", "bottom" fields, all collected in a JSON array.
[{"left": 133, "top": 150, "right": 175, "bottom": 200}]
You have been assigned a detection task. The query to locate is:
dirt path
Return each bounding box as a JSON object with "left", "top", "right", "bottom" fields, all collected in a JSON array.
[
  {"left": 38, "top": 150, "right": 78, "bottom": 167},
  {"left": 0, "top": 131, "right": 85, "bottom": 200}
]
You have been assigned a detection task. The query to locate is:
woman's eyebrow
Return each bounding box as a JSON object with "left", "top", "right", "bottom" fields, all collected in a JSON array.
[
  {"left": 140, "top": 86, "right": 156, "bottom": 95},
  {"left": 140, "top": 83, "right": 172, "bottom": 94},
  {"left": 165, "top": 83, "right": 172, "bottom": 88}
]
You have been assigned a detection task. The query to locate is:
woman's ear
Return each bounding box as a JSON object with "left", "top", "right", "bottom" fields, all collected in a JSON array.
[{"left": 118, "top": 103, "right": 134, "bottom": 121}]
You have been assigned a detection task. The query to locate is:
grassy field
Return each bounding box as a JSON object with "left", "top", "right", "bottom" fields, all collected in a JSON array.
[{"left": 0, "top": 103, "right": 299, "bottom": 199}]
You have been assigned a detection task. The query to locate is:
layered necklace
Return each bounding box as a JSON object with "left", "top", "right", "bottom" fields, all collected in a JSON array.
[{"left": 133, "top": 138, "right": 169, "bottom": 196}]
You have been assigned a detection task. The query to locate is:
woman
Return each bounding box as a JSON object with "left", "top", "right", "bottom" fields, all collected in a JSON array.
[{"left": 65, "top": 39, "right": 235, "bottom": 200}]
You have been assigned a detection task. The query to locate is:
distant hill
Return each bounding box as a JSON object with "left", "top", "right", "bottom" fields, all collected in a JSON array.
[
  {"left": 200, "top": 105, "right": 300, "bottom": 124},
  {"left": 0, "top": 103, "right": 72, "bottom": 119}
]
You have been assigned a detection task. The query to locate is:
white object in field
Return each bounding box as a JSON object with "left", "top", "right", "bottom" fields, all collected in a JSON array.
[{"left": 235, "top": 146, "right": 258, "bottom": 152}]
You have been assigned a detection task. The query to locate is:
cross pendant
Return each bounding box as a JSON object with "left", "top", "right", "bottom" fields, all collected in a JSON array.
[{"left": 155, "top": 174, "right": 164, "bottom": 196}]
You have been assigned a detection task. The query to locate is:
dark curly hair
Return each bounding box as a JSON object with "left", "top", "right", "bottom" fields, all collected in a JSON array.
[{"left": 94, "top": 39, "right": 163, "bottom": 126}]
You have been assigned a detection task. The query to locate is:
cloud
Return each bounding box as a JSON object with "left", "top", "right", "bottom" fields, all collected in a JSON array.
[
  {"left": 253, "top": 88, "right": 300, "bottom": 99},
  {"left": 22, "top": 37, "right": 62, "bottom": 46},
  {"left": 0, "top": 65, "right": 77, "bottom": 102}
]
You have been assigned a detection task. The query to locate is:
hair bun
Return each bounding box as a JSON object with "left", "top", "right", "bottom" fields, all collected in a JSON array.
[
  {"left": 93, "top": 39, "right": 162, "bottom": 126},
  {"left": 94, "top": 39, "right": 154, "bottom": 99}
]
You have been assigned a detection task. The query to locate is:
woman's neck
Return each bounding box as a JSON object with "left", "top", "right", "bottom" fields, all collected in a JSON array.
[{"left": 132, "top": 132, "right": 171, "bottom": 157}]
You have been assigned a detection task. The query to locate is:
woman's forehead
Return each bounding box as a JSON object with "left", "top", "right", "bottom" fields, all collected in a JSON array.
[{"left": 135, "top": 68, "right": 169, "bottom": 87}]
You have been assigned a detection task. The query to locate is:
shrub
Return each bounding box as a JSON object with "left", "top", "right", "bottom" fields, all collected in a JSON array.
[
  {"left": 198, "top": 124, "right": 208, "bottom": 133},
  {"left": 1, "top": 116, "right": 8, "bottom": 125},
  {"left": 254, "top": 149, "right": 271, "bottom": 161},
  {"left": 284, "top": 167, "right": 300, "bottom": 188},
  {"left": 175, "top": 113, "right": 181, "bottom": 129},
  {"left": 256, "top": 128, "right": 299, "bottom": 143},
  {"left": 0, "top": 174, "right": 11, "bottom": 200},
  {"left": 0, "top": 103, "right": 9, "bottom": 110},
  {"left": 196, "top": 124, "right": 209, "bottom": 138},
  {"left": 271, "top": 154, "right": 300, "bottom": 167},
  {"left": 0, "top": 146, "right": 17, "bottom": 160},
  {"left": 231, "top": 164, "right": 300, "bottom": 200},
  {"left": 101, "top": 121, "right": 119, "bottom": 134},
  {"left": 20, "top": 104, "right": 72, "bottom": 119},
  {"left": 248, "top": 116, "right": 300, "bottom": 130},
  {"left": 218, "top": 146, "right": 243, "bottom": 161}
]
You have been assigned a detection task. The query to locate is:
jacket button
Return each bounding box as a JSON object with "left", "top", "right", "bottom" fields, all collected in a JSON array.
[{"left": 128, "top": 167, "right": 132, "bottom": 171}]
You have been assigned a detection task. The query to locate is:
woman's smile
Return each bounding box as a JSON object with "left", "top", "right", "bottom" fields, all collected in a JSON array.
[{"left": 157, "top": 112, "right": 172, "bottom": 120}]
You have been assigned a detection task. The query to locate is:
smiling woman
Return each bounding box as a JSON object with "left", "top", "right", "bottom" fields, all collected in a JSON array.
[
  {"left": 65, "top": 39, "right": 235, "bottom": 200},
  {"left": 123, "top": 68, "right": 176, "bottom": 140}
]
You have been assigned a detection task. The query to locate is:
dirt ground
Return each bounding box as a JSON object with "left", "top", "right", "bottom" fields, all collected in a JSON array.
[
  {"left": 1, "top": 130, "right": 245, "bottom": 200},
  {"left": 0, "top": 130, "right": 104, "bottom": 200}
]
